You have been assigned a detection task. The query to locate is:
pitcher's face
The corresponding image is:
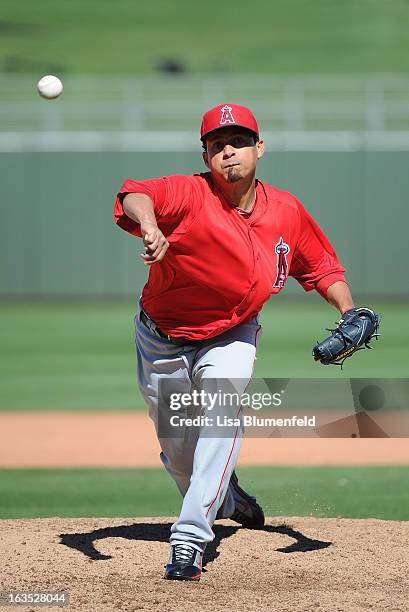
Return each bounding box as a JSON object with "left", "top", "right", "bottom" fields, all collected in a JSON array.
[{"left": 203, "top": 127, "right": 264, "bottom": 184}]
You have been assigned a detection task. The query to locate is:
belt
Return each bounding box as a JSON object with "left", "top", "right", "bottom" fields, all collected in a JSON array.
[{"left": 139, "top": 309, "right": 194, "bottom": 346}]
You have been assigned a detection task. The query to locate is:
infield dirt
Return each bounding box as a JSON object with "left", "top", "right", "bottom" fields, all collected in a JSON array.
[
  {"left": 1, "top": 516, "right": 408, "bottom": 612},
  {"left": 1, "top": 412, "right": 408, "bottom": 468}
]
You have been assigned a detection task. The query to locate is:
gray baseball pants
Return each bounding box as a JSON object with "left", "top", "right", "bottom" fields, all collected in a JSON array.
[{"left": 135, "top": 307, "right": 262, "bottom": 553}]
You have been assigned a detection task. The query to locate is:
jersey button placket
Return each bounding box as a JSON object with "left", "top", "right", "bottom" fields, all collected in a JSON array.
[{"left": 236, "top": 230, "right": 258, "bottom": 315}]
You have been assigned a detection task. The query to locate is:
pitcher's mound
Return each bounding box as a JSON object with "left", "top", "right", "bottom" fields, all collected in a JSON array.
[{"left": 1, "top": 516, "right": 408, "bottom": 611}]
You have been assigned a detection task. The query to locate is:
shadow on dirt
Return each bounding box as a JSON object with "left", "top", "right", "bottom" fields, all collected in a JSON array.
[
  {"left": 266, "top": 524, "right": 332, "bottom": 553},
  {"left": 60, "top": 522, "right": 173, "bottom": 561},
  {"left": 59, "top": 521, "right": 331, "bottom": 566}
]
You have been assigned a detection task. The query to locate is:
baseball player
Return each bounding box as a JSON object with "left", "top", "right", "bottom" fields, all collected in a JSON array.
[{"left": 113, "top": 103, "right": 375, "bottom": 582}]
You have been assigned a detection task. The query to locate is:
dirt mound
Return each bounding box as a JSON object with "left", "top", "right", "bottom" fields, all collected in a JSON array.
[{"left": 1, "top": 517, "right": 408, "bottom": 611}]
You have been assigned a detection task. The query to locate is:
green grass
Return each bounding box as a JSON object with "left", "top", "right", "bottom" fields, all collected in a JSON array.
[
  {"left": 0, "top": 301, "right": 139, "bottom": 410},
  {"left": 1, "top": 0, "right": 409, "bottom": 74},
  {"left": 0, "top": 299, "right": 407, "bottom": 411},
  {"left": 0, "top": 466, "right": 408, "bottom": 520}
]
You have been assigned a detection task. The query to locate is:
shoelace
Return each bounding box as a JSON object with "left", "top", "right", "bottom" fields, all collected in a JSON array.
[{"left": 173, "top": 544, "right": 195, "bottom": 565}]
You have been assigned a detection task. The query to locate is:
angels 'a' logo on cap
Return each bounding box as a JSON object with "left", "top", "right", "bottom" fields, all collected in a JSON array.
[{"left": 220, "top": 104, "right": 235, "bottom": 126}]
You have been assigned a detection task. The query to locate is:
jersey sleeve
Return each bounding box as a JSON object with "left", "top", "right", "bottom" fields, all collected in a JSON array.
[
  {"left": 289, "top": 199, "right": 347, "bottom": 298},
  {"left": 113, "top": 175, "right": 192, "bottom": 237}
]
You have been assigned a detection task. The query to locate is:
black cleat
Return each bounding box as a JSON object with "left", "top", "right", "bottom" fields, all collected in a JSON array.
[
  {"left": 228, "top": 470, "right": 265, "bottom": 528},
  {"left": 164, "top": 544, "right": 203, "bottom": 581}
]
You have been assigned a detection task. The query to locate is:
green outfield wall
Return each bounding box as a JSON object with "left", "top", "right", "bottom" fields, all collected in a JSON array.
[{"left": 1, "top": 151, "right": 407, "bottom": 298}]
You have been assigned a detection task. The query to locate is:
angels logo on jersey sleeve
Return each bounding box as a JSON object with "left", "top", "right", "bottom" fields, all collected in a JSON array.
[
  {"left": 273, "top": 237, "right": 290, "bottom": 287},
  {"left": 220, "top": 105, "right": 235, "bottom": 125}
]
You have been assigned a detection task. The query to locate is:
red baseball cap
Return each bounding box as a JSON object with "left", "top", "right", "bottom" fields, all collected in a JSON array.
[{"left": 200, "top": 103, "right": 259, "bottom": 141}]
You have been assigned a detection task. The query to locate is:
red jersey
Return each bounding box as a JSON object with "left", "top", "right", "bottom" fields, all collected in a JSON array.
[{"left": 114, "top": 173, "right": 346, "bottom": 340}]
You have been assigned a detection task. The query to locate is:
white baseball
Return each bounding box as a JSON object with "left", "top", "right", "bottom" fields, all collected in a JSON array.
[{"left": 37, "top": 75, "right": 63, "bottom": 99}]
